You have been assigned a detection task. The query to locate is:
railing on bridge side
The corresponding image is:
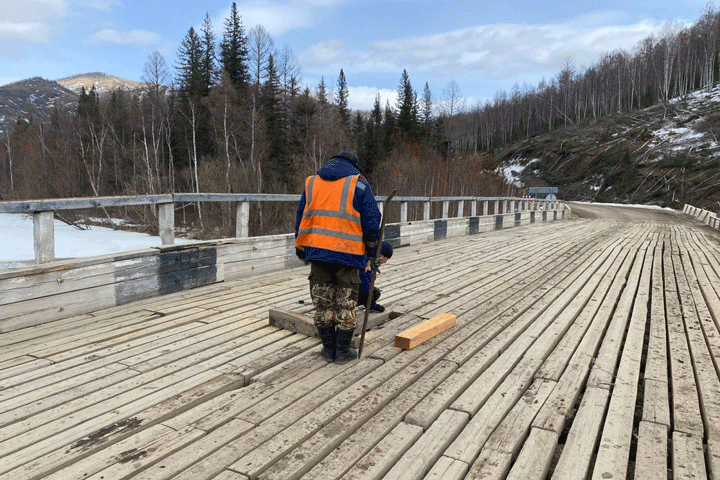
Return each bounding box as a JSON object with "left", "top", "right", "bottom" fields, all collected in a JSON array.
[{"left": 0, "top": 193, "right": 564, "bottom": 265}]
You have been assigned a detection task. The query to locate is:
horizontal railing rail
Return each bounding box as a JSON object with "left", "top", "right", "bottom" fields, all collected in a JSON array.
[{"left": 0, "top": 193, "right": 565, "bottom": 265}]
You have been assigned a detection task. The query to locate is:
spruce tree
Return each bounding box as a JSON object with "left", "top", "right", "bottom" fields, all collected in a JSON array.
[
  {"left": 200, "top": 13, "right": 218, "bottom": 94},
  {"left": 422, "top": 82, "right": 433, "bottom": 140},
  {"left": 316, "top": 77, "right": 328, "bottom": 105},
  {"left": 336, "top": 69, "right": 350, "bottom": 129},
  {"left": 395, "top": 69, "right": 417, "bottom": 137},
  {"left": 220, "top": 2, "right": 250, "bottom": 89},
  {"left": 176, "top": 27, "right": 204, "bottom": 97},
  {"left": 263, "top": 54, "right": 291, "bottom": 189}
]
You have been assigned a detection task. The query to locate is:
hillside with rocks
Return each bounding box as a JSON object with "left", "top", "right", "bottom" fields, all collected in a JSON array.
[
  {"left": 0, "top": 78, "right": 77, "bottom": 134},
  {"left": 0, "top": 73, "right": 144, "bottom": 134},
  {"left": 502, "top": 86, "right": 720, "bottom": 211},
  {"left": 56, "top": 72, "right": 145, "bottom": 95}
]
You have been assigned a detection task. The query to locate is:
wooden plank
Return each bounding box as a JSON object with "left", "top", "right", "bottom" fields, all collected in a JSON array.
[
  {"left": 169, "top": 346, "right": 440, "bottom": 480},
  {"left": 261, "top": 359, "right": 457, "bottom": 480},
  {"left": 403, "top": 230, "right": 622, "bottom": 430},
  {"left": 550, "top": 386, "right": 610, "bottom": 479},
  {"left": 464, "top": 449, "right": 512, "bottom": 480},
  {"left": 127, "top": 419, "right": 254, "bottom": 480},
  {"left": 634, "top": 421, "right": 668, "bottom": 480},
  {"left": 643, "top": 245, "right": 670, "bottom": 427},
  {"left": 336, "top": 422, "right": 425, "bottom": 480},
  {"left": 665, "top": 237, "right": 704, "bottom": 436},
  {"left": 394, "top": 313, "right": 456, "bottom": 350},
  {"left": 590, "top": 238, "right": 652, "bottom": 480},
  {"left": 229, "top": 352, "right": 452, "bottom": 479},
  {"left": 383, "top": 409, "right": 469, "bottom": 480},
  {"left": 672, "top": 431, "right": 707, "bottom": 480},
  {"left": 481, "top": 378, "right": 556, "bottom": 455},
  {"left": 424, "top": 456, "right": 470, "bottom": 480},
  {"left": 505, "top": 427, "right": 557, "bottom": 480},
  {"left": 44, "top": 425, "right": 205, "bottom": 480},
  {"left": 268, "top": 308, "right": 392, "bottom": 339},
  {"left": 708, "top": 438, "right": 720, "bottom": 480}
]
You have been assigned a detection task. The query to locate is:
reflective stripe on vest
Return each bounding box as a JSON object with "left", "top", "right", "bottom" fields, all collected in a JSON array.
[{"left": 295, "top": 174, "right": 365, "bottom": 256}]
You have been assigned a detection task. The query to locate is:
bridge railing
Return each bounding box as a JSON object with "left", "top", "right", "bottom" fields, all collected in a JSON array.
[{"left": 0, "top": 193, "right": 564, "bottom": 265}]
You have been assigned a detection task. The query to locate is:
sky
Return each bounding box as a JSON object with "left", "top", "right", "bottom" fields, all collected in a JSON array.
[{"left": 0, "top": 0, "right": 714, "bottom": 111}]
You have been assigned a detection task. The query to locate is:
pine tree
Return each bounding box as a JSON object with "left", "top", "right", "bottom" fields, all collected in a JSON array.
[
  {"left": 220, "top": 2, "right": 250, "bottom": 89},
  {"left": 395, "top": 69, "right": 417, "bottom": 137},
  {"left": 77, "top": 85, "right": 99, "bottom": 119},
  {"left": 336, "top": 69, "right": 350, "bottom": 129},
  {"left": 316, "top": 77, "right": 328, "bottom": 105},
  {"left": 200, "top": 13, "right": 218, "bottom": 93},
  {"left": 263, "top": 54, "right": 291, "bottom": 189},
  {"left": 421, "top": 82, "right": 433, "bottom": 140},
  {"left": 176, "top": 27, "right": 205, "bottom": 97}
]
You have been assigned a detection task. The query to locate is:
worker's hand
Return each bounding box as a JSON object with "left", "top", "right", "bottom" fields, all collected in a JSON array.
[{"left": 369, "top": 256, "right": 381, "bottom": 275}]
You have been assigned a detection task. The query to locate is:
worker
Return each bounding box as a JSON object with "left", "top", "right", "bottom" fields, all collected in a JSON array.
[
  {"left": 358, "top": 241, "right": 393, "bottom": 312},
  {"left": 295, "top": 151, "right": 382, "bottom": 364}
]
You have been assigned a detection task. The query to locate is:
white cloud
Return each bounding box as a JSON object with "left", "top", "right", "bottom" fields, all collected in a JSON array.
[
  {"left": 88, "top": 28, "right": 161, "bottom": 47},
  {"left": 301, "top": 18, "right": 675, "bottom": 82},
  {"left": 347, "top": 86, "right": 397, "bottom": 111},
  {"left": 215, "top": 0, "right": 345, "bottom": 36},
  {"left": 0, "top": 0, "right": 67, "bottom": 43},
  {"left": 82, "top": 0, "right": 122, "bottom": 10}
]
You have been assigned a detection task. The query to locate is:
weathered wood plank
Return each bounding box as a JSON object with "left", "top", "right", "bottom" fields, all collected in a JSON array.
[
  {"left": 383, "top": 409, "right": 470, "bottom": 480},
  {"left": 505, "top": 427, "right": 557, "bottom": 480},
  {"left": 634, "top": 421, "right": 668, "bottom": 480},
  {"left": 672, "top": 431, "right": 707, "bottom": 480},
  {"left": 550, "top": 386, "right": 611, "bottom": 480}
]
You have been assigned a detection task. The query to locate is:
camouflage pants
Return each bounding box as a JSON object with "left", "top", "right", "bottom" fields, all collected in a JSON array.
[{"left": 308, "top": 262, "right": 360, "bottom": 331}]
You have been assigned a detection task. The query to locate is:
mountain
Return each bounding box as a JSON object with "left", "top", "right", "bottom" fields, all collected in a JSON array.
[
  {"left": 501, "top": 86, "right": 720, "bottom": 211},
  {"left": 56, "top": 72, "right": 145, "bottom": 95},
  {"left": 0, "top": 77, "right": 77, "bottom": 133},
  {"left": 0, "top": 73, "right": 145, "bottom": 134}
]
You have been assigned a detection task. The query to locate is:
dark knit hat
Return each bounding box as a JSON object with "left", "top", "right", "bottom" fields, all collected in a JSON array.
[
  {"left": 381, "top": 241, "right": 393, "bottom": 258},
  {"left": 335, "top": 150, "right": 360, "bottom": 168}
]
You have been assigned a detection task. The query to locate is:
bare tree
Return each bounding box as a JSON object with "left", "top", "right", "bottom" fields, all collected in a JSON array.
[
  {"left": 248, "top": 25, "right": 274, "bottom": 87},
  {"left": 142, "top": 51, "right": 170, "bottom": 98},
  {"left": 440, "top": 80, "right": 465, "bottom": 117}
]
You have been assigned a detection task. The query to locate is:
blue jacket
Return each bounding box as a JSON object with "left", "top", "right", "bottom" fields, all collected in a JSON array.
[{"left": 295, "top": 156, "right": 381, "bottom": 269}]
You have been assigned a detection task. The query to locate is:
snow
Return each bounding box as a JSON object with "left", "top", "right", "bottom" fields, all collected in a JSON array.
[{"left": 0, "top": 213, "right": 192, "bottom": 270}]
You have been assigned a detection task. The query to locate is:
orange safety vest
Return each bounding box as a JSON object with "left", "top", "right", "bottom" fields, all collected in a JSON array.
[{"left": 295, "top": 174, "right": 365, "bottom": 256}]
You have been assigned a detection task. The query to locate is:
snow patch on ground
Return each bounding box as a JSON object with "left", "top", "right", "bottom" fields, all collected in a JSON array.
[{"left": 0, "top": 213, "right": 193, "bottom": 270}]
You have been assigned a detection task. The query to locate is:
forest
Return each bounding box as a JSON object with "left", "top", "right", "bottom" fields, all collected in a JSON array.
[{"left": 1, "top": 4, "right": 720, "bottom": 236}]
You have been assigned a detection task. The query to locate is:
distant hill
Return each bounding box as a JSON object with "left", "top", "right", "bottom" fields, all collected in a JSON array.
[
  {"left": 0, "top": 73, "right": 145, "bottom": 134},
  {"left": 56, "top": 72, "right": 145, "bottom": 95},
  {"left": 0, "top": 77, "right": 77, "bottom": 134},
  {"left": 500, "top": 86, "right": 720, "bottom": 211}
]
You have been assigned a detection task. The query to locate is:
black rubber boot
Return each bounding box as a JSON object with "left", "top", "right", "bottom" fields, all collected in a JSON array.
[
  {"left": 317, "top": 326, "right": 335, "bottom": 362},
  {"left": 335, "top": 329, "right": 358, "bottom": 365}
]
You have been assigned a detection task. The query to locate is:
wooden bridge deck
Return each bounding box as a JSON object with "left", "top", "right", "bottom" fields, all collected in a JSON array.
[{"left": 1, "top": 203, "right": 719, "bottom": 479}]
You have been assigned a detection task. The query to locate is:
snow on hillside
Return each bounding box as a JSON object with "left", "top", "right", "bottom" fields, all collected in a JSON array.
[{"left": 0, "top": 213, "right": 192, "bottom": 270}]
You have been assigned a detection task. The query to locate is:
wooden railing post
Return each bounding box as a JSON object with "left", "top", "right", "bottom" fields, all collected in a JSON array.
[
  {"left": 236, "top": 201, "right": 250, "bottom": 237},
  {"left": 510, "top": 199, "right": 515, "bottom": 214},
  {"left": 424, "top": 201, "right": 430, "bottom": 221},
  {"left": 470, "top": 200, "right": 477, "bottom": 217},
  {"left": 158, "top": 202, "right": 175, "bottom": 245},
  {"left": 457, "top": 200, "right": 464, "bottom": 218},
  {"left": 400, "top": 201, "right": 408, "bottom": 222},
  {"left": 33, "top": 211, "right": 54, "bottom": 264},
  {"left": 483, "top": 200, "right": 489, "bottom": 216},
  {"left": 494, "top": 199, "right": 499, "bottom": 215},
  {"left": 442, "top": 201, "right": 449, "bottom": 219}
]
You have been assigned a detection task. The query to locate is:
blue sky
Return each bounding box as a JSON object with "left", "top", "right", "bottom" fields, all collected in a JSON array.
[{"left": 0, "top": 0, "right": 713, "bottom": 110}]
